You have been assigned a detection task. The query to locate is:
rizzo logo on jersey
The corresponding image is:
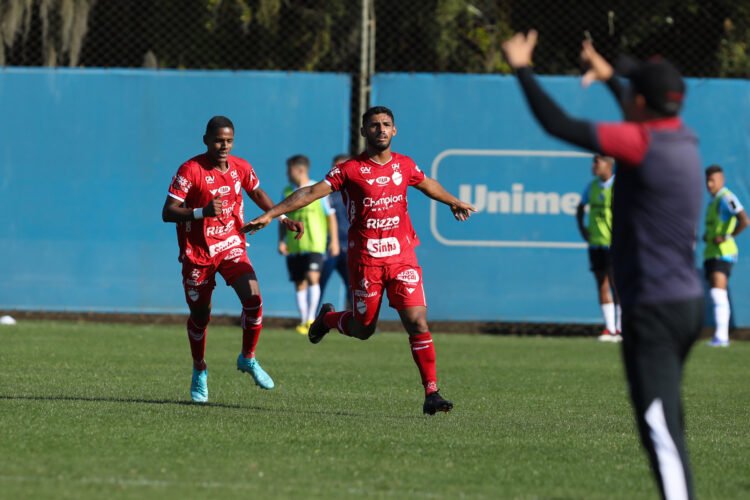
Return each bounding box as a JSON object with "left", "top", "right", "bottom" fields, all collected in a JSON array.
[
  {"left": 206, "top": 220, "right": 235, "bottom": 237},
  {"left": 365, "top": 216, "right": 400, "bottom": 229},
  {"left": 366, "top": 237, "right": 401, "bottom": 258},
  {"left": 208, "top": 235, "right": 242, "bottom": 257}
]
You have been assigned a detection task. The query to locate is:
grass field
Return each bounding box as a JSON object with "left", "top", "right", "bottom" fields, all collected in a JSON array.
[{"left": 1, "top": 321, "right": 748, "bottom": 499}]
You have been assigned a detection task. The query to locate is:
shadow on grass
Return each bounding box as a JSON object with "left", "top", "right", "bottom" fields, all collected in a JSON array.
[{"left": 0, "top": 394, "right": 422, "bottom": 420}]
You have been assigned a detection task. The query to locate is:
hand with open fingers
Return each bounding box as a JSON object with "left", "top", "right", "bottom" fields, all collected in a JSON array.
[
  {"left": 282, "top": 217, "right": 305, "bottom": 240},
  {"left": 580, "top": 40, "right": 614, "bottom": 87},
  {"left": 241, "top": 213, "right": 272, "bottom": 234},
  {"left": 203, "top": 194, "right": 223, "bottom": 217},
  {"left": 501, "top": 30, "right": 538, "bottom": 69},
  {"left": 451, "top": 201, "right": 477, "bottom": 222}
]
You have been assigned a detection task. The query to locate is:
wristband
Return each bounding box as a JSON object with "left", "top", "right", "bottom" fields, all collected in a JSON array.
[
  {"left": 279, "top": 214, "right": 288, "bottom": 221},
  {"left": 193, "top": 208, "right": 204, "bottom": 220}
]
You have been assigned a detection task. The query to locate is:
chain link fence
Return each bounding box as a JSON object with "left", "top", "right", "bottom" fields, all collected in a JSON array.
[{"left": 2, "top": 0, "right": 748, "bottom": 77}]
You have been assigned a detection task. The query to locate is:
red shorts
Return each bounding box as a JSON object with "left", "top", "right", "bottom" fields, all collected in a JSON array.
[
  {"left": 181, "top": 248, "right": 255, "bottom": 307},
  {"left": 348, "top": 261, "right": 427, "bottom": 326}
]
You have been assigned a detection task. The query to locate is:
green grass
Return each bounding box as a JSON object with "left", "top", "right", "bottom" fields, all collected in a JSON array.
[{"left": 1, "top": 321, "right": 748, "bottom": 499}]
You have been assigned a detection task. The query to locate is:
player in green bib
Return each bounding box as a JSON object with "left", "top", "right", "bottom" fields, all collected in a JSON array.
[
  {"left": 576, "top": 155, "right": 621, "bottom": 342},
  {"left": 279, "top": 155, "right": 339, "bottom": 334},
  {"left": 703, "top": 165, "right": 749, "bottom": 347}
]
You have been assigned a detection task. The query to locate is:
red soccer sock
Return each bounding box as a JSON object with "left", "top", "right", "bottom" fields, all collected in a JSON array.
[
  {"left": 409, "top": 332, "right": 438, "bottom": 395},
  {"left": 323, "top": 310, "right": 353, "bottom": 336},
  {"left": 187, "top": 316, "right": 208, "bottom": 371},
  {"left": 241, "top": 295, "right": 263, "bottom": 358}
]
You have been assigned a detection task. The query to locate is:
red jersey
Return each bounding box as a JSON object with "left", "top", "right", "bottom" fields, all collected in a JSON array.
[
  {"left": 167, "top": 153, "right": 260, "bottom": 266},
  {"left": 325, "top": 152, "right": 426, "bottom": 266}
]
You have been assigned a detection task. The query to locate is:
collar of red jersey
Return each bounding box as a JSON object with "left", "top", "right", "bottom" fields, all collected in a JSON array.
[{"left": 642, "top": 116, "right": 683, "bottom": 130}]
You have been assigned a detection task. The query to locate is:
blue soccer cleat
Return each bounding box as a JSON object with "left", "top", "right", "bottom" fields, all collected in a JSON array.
[
  {"left": 191, "top": 368, "right": 208, "bottom": 403},
  {"left": 707, "top": 337, "right": 730, "bottom": 348},
  {"left": 236, "top": 354, "right": 275, "bottom": 390}
]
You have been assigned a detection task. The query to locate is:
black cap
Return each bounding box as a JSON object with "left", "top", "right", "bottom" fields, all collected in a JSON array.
[{"left": 615, "top": 55, "right": 686, "bottom": 116}]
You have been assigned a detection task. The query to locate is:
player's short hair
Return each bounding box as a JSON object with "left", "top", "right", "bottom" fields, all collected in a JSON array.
[
  {"left": 705, "top": 164, "right": 723, "bottom": 177},
  {"left": 595, "top": 155, "right": 615, "bottom": 165},
  {"left": 287, "top": 154, "right": 310, "bottom": 168},
  {"left": 362, "top": 106, "right": 394, "bottom": 126},
  {"left": 205, "top": 116, "right": 234, "bottom": 135},
  {"left": 332, "top": 154, "right": 350, "bottom": 165}
]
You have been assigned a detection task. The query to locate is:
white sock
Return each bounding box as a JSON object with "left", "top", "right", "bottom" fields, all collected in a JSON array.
[
  {"left": 601, "top": 302, "right": 616, "bottom": 333},
  {"left": 710, "top": 288, "right": 730, "bottom": 342},
  {"left": 615, "top": 304, "right": 622, "bottom": 333},
  {"left": 307, "top": 284, "right": 321, "bottom": 323},
  {"left": 296, "top": 289, "right": 308, "bottom": 324}
]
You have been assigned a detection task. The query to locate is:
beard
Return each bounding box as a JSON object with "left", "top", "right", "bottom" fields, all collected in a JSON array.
[{"left": 367, "top": 136, "right": 391, "bottom": 152}]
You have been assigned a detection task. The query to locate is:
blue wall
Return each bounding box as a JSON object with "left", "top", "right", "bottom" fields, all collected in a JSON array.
[
  {"left": 372, "top": 73, "right": 750, "bottom": 325},
  {"left": 2, "top": 68, "right": 749, "bottom": 325},
  {"left": 0, "top": 68, "right": 350, "bottom": 316}
]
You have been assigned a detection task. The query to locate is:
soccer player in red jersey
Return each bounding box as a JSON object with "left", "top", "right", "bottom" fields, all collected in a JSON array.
[
  {"left": 162, "top": 116, "right": 303, "bottom": 403},
  {"left": 242, "top": 106, "right": 476, "bottom": 414}
]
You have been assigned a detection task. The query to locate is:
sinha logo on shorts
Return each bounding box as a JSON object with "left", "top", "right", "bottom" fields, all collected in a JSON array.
[
  {"left": 208, "top": 235, "right": 242, "bottom": 257},
  {"left": 396, "top": 269, "right": 420, "bottom": 284},
  {"left": 366, "top": 237, "right": 401, "bottom": 258}
]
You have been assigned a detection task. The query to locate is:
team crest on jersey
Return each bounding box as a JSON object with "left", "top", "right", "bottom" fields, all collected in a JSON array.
[
  {"left": 235, "top": 181, "right": 242, "bottom": 194},
  {"left": 392, "top": 171, "right": 403, "bottom": 186}
]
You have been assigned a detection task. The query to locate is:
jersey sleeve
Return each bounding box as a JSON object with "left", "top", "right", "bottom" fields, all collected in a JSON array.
[
  {"left": 242, "top": 163, "right": 260, "bottom": 192},
  {"left": 719, "top": 192, "right": 744, "bottom": 220},
  {"left": 321, "top": 195, "right": 334, "bottom": 216},
  {"left": 168, "top": 163, "right": 194, "bottom": 202},
  {"left": 408, "top": 163, "right": 426, "bottom": 186},
  {"left": 324, "top": 163, "right": 348, "bottom": 191},
  {"left": 595, "top": 122, "right": 650, "bottom": 166}
]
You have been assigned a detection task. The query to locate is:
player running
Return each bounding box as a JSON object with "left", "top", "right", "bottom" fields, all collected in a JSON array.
[
  {"left": 162, "top": 116, "right": 303, "bottom": 403},
  {"left": 503, "top": 32, "right": 703, "bottom": 499},
  {"left": 703, "top": 164, "right": 749, "bottom": 347},
  {"left": 242, "top": 106, "right": 476, "bottom": 415},
  {"left": 575, "top": 155, "right": 621, "bottom": 342}
]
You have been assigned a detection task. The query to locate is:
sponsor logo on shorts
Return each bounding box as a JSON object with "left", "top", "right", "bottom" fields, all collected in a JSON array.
[
  {"left": 310, "top": 262, "right": 320, "bottom": 271},
  {"left": 208, "top": 235, "right": 242, "bottom": 257},
  {"left": 405, "top": 287, "right": 416, "bottom": 294},
  {"left": 365, "top": 216, "right": 400, "bottom": 230},
  {"left": 356, "top": 300, "right": 367, "bottom": 314},
  {"left": 363, "top": 194, "right": 404, "bottom": 211},
  {"left": 392, "top": 171, "right": 403, "bottom": 186},
  {"left": 366, "top": 237, "right": 401, "bottom": 258},
  {"left": 205, "top": 220, "right": 235, "bottom": 237},
  {"left": 354, "top": 289, "right": 377, "bottom": 297},
  {"left": 210, "top": 185, "right": 231, "bottom": 196},
  {"left": 224, "top": 247, "right": 245, "bottom": 261},
  {"left": 188, "top": 289, "right": 200, "bottom": 302},
  {"left": 396, "top": 269, "right": 420, "bottom": 284},
  {"left": 360, "top": 278, "right": 370, "bottom": 289}
]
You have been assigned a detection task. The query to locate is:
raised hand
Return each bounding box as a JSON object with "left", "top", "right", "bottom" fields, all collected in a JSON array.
[
  {"left": 450, "top": 201, "right": 477, "bottom": 222},
  {"left": 501, "top": 30, "right": 538, "bottom": 69},
  {"left": 580, "top": 40, "right": 614, "bottom": 87},
  {"left": 203, "top": 194, "right": 223, "bottom": 217}
]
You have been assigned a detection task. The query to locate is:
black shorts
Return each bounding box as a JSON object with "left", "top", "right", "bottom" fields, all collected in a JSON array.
[
  {"left": 588, "top": 246, "right": 612, "bottom": 272},
  {"left": 286, "top": 253, "right": 325, "bottom": 282},
  {"left": 704, "top": 258, "right": 733, "bottom": 279}
]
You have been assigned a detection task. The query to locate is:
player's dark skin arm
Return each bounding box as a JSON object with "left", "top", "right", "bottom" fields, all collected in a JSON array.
[
  {"left": 248, "top": 187, "right": 305, "bottom": 239},
  {"left": 162, "top": 195, "right": 222, "bottom": 223},
  {"left": 575, "top": 203, "right": 590, "bottom": 241},
  {"left": 414, "top": 177, "right": 476, "bottom": 221}
]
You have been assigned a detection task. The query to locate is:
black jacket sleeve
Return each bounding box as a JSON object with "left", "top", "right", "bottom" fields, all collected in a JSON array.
[
  {"left": 605, "top": 76, "right": 627, "bottom": 112},
  {"left": 516, "top": 67, "right": 600, "bottom": 152}
]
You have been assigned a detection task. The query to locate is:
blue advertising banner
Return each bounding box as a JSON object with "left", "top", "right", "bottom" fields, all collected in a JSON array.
[{"left": 372, "top": 73, "right": 750, "bottom": 325}]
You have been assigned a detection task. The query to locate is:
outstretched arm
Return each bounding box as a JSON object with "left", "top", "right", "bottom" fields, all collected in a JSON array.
[
  {"left": 502, "top": 31, "right": 600, "bottom": 152},
  {"left": 248, "top": 186, "right": 305, "bottom": 239},
  {"left": 414, "top": 177, "right": 476, "bottom": 221},
  {"left": 242, "top": 181, "right": 333, "bottom": 234}
]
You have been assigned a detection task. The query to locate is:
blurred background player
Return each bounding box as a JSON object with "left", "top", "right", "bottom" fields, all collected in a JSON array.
[
  {"left": 242, "top": 106, "right": 476, "bottom": 415},
  {"left": 503, "top": 32, "right": 704, "bottom": 500},
  {"left": 703, "top": 164, "right": 749, "bottom": 347},
  {"left": 162, "top": 116, "right": 303, "bottom": 403},
  {"left": 576, "top": 155, "right": 621, "bottom": 342},
  {"left": 320, "top": 154, "right": 352, "bottom": 310},
  {"left": 279, "top": 154, "right": 339, "bottom": 334}
]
